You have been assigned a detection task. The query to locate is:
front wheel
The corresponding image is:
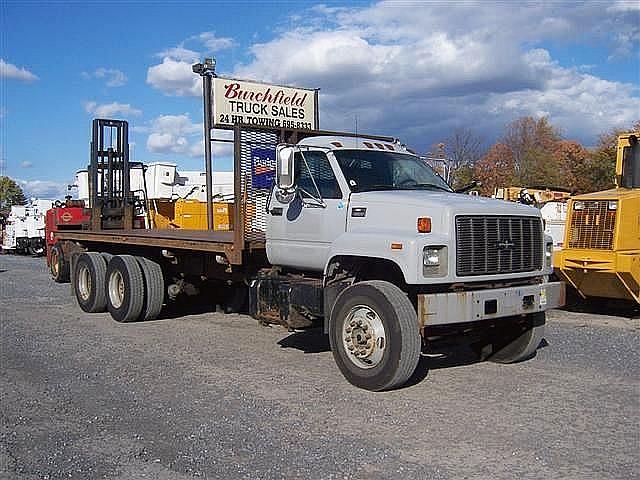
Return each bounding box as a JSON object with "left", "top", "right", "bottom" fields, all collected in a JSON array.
[
  {"left": 486, "top": 312, "right": 546, "bottom": 363},
  {"left": 329, "top": 281, "right": 421, "bottom": 391}
]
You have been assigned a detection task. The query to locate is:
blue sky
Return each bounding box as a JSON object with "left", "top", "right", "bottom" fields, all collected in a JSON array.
[{"left": 1, "top": 1, "right": 639, "bottom": 198}]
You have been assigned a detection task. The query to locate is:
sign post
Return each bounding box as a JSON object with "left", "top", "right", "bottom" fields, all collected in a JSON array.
[{"left": 192, "top": 58, "right": 216, "bottom": 230}]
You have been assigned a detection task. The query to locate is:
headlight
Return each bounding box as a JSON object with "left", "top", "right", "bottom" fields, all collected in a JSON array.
[
  {"left": 573, "top": 201, "right": 584, "bottom": 210},
  {"left": 423, "top": 246, "right": 447, "bottom": 277},
  {"left": 545, "top": 242, "right": 553, "bottom": 268},
  {"left": 608, "top": 201, "right": 617, "bottom": 210}
]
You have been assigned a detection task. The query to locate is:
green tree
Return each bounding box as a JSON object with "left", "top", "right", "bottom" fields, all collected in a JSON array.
[
  {"left": 502, "top": 116, "right": 563, "bottom": 186},
  {"left": 0, "top": 176, "right": 26, "bottom": 217}
]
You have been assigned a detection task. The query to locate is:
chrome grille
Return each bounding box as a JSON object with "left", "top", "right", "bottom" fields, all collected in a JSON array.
[
  {"left": 567, "top": 200, "right": 616, "bottom": 250},
  {"left": 456, "top": 216, "right": 543, "bottom": 276}
]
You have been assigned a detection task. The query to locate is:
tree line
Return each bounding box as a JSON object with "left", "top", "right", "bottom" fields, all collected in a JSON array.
[{"left": 439, "top": 116, "right": 640, "bottom": 196}]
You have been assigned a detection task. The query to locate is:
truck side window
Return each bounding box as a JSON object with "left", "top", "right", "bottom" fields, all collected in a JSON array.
[{"left": 294, "top": 151, "right": 342, "bottom": 199}]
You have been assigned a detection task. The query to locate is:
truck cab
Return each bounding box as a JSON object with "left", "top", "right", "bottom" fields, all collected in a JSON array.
[{"left": 254, "top": 134, "right": 564, "bottom": 390}]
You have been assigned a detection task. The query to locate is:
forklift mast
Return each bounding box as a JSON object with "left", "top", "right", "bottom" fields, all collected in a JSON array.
[{"left": 89, "top": 119, "right": 133, "bottom": 230}]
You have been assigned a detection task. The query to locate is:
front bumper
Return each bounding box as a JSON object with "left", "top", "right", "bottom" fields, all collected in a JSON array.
[{"left": 417, "top": 281, "right": 565, "bottom": 326}]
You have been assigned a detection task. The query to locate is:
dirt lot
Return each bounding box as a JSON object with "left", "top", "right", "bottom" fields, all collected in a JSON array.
[{"left": 1, "top": 255, "right": 638, "bottom": 480}]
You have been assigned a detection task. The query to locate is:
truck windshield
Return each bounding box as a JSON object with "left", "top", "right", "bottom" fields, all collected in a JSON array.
[{"left": 333, "top": 149, "right": 452, "bottom": 193}]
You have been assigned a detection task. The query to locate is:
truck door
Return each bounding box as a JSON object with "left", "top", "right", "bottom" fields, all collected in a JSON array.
[{"left": 266, "top": 150, "right": 347, "bottom": 271}]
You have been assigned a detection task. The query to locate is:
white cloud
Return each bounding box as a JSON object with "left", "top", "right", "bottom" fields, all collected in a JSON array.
[
  {"left": 20, "top": 161, "right": 33, "bottom": 168},
  {"left": 192, "top": 32, "right": 235, "bottom": 51},
  {"left": 231, "top": 2, "right": 639, "bottom": 147},
  {"left": 147, "top": 57, "right": 201, "bottom": 97},
  {"left": 147, "top": 31, "right": 234, "bottom": 97},
  {"left": 82, "top": 67, "right": 127, "bottom": 87},
  {"left": 137, "top": 114, "right": 232, "bottom": 158},
  {"left": 0, "top": 59, "right": 38, "bottom": 82},
  {"left": 84, "top": 101, "right": 142, "bottom": 117},
  {"left": 18, "top": 179, "right": 69, "bottom": 199}
]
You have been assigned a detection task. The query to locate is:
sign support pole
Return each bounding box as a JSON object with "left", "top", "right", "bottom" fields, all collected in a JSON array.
[{"left": 193, "top": 58, "right": 216, "bottom": 231}]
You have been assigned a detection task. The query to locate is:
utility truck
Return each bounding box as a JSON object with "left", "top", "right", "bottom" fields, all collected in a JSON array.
[{"left": 46, "top": 60, "right": 564, "bottom": 390}]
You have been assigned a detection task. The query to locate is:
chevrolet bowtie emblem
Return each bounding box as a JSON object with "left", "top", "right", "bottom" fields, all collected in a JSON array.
[{"left": 497, "top": 240, "right": 515, "bottom": 250}]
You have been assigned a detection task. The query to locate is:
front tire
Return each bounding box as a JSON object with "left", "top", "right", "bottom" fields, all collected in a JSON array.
[{"left": 329, "top": 281, "right": 421, "bottom": 391}]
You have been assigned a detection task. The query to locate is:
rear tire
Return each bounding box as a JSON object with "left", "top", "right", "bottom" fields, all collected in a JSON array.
[
  {"left": 487, "top": 312, "right": 546, "bottom": 363},
  {"left": 73, "top": 252, "right": 107, "bottom": 313},
  {"left": 136, "top": 257, "right": 165, "bottom": 321},
  {"left": 50, "top": 243, "right": 70, "bottom": 283},
  {"left": 106, "top": 255, "right": 144, "bottom": 323},
  {"left": 329, "top": 280, "right": 421, "bottom": 391}
]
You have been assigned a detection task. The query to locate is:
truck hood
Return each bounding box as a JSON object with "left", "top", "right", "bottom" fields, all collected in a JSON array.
[
  {"left": 347, "top": 190, "right": 540, "bottom": 234},
  {"left": 350, "top": 190, "right": 539, "bottom": 215}
]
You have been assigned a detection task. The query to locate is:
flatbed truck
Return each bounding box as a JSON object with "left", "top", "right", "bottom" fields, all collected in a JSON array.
[{"left": 46, "top": 62, "right": 564, "bottom": 390}]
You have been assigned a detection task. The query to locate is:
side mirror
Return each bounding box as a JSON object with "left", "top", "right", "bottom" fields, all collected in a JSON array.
[{"left": 276, "top": 146, "right": 295, "bottom": 189}]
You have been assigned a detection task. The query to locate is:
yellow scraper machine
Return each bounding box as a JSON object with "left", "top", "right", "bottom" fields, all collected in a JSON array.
[{"left": 554, "top": 132, "right": 640, "bottom": 304}]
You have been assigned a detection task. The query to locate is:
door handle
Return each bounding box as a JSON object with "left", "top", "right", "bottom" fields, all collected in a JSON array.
[{"left": 269, "top": 207, "right": 283, "bottom": 216}]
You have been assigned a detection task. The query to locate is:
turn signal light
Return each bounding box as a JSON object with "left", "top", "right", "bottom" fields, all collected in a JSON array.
[{"left": 417, "top": 217, "right": 432, "bottom": 233}]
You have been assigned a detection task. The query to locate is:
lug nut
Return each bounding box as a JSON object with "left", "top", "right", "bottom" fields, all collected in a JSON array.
[{"left": 362, "top": 325, "right": 368, "bottom": 331}]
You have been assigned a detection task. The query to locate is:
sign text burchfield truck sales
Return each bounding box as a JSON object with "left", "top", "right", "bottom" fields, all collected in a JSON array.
[{"left": 212, "top": 78, "right": 317, "bottom": 130}]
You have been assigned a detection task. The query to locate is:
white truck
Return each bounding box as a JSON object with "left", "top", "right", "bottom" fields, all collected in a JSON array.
[
  {"left": 2, "top": 200, "right": 53, "bottom": 255},
  {"left": 47, "top": 67, "right": 564, "bottom": 391}
]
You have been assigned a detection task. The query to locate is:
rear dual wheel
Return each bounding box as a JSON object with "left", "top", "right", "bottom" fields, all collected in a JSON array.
[
  {"left": 73, "top": 252, "right": 108, "bottom": 313},
  {"left": 73, "top": 252, "right": 164, "bottom": 322},
  {"left": 50, "top": 243, "right": 70, "bottom": 283}
]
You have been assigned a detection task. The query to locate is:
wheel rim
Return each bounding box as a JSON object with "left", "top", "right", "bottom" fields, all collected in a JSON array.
[
  {"left": 78, "top": 265, "right": 92, "bottom": 301},
  {"left": 342, "top": 305, "right": 386, "bottom": 369},
  {"left": 108, "top": 270, "right": 125, "bottom": 309},
  {"left": 51, "top": 251, "right": 59, "bottom": 276}
]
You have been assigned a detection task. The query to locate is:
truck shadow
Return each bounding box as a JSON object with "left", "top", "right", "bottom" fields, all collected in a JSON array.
[{"left": 277, "top": 328, "right": 534, "bottom": 387}]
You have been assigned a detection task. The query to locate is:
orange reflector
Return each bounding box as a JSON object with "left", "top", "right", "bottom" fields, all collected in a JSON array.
[
  {"left": 417, "top": 217, "right": 432, "bottom": 233},
  {"left": 391, "top": 243, "right": 403, "bottom": 250}
]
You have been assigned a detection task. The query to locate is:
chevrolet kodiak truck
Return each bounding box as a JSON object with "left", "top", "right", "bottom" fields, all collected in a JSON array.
[{"left": 46, "top": 68, "right": 564, "bottom": 391}]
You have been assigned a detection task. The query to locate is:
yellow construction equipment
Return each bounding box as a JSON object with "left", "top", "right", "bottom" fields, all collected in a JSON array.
[
  {"left": 554, "top": 132, "right": 639, "bottom": 304},
  {"left": 150, "top": 199, "right": 233, "bottom": 231}
]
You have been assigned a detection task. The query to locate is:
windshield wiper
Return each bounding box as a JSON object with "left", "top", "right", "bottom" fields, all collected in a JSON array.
[
  {"left": 401, "top": 183, "right": 452, "bottom": 192},
  {"left": 355, "top": 184, "right": 399, "bottom": 192}
]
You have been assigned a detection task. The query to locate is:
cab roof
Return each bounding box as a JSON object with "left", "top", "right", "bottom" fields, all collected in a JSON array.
[{"left": 297, "top": 135, "right": 412, "bottom": 154}]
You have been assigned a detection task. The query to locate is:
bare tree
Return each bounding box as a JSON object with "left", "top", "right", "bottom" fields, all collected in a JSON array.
[{"left": 444, "top": 128, "right": 485, "bottom": 188}]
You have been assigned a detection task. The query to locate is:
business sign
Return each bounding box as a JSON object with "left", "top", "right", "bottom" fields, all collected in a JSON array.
[
  {"left": 212, "top": 77, "right": 317, "bottom": 130},
  {"left": 250, "top": 147, "right": 276, "bottom": 189}
]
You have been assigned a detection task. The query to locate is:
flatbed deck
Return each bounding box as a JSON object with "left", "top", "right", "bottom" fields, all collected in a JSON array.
[{"left": 55, "top": 228, "right": 264, "bottom": 264}]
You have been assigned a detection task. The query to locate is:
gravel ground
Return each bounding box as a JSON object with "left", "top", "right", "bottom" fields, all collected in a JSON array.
[{"left": 1, "top": 254, "right": 638, "bottom": 480}]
